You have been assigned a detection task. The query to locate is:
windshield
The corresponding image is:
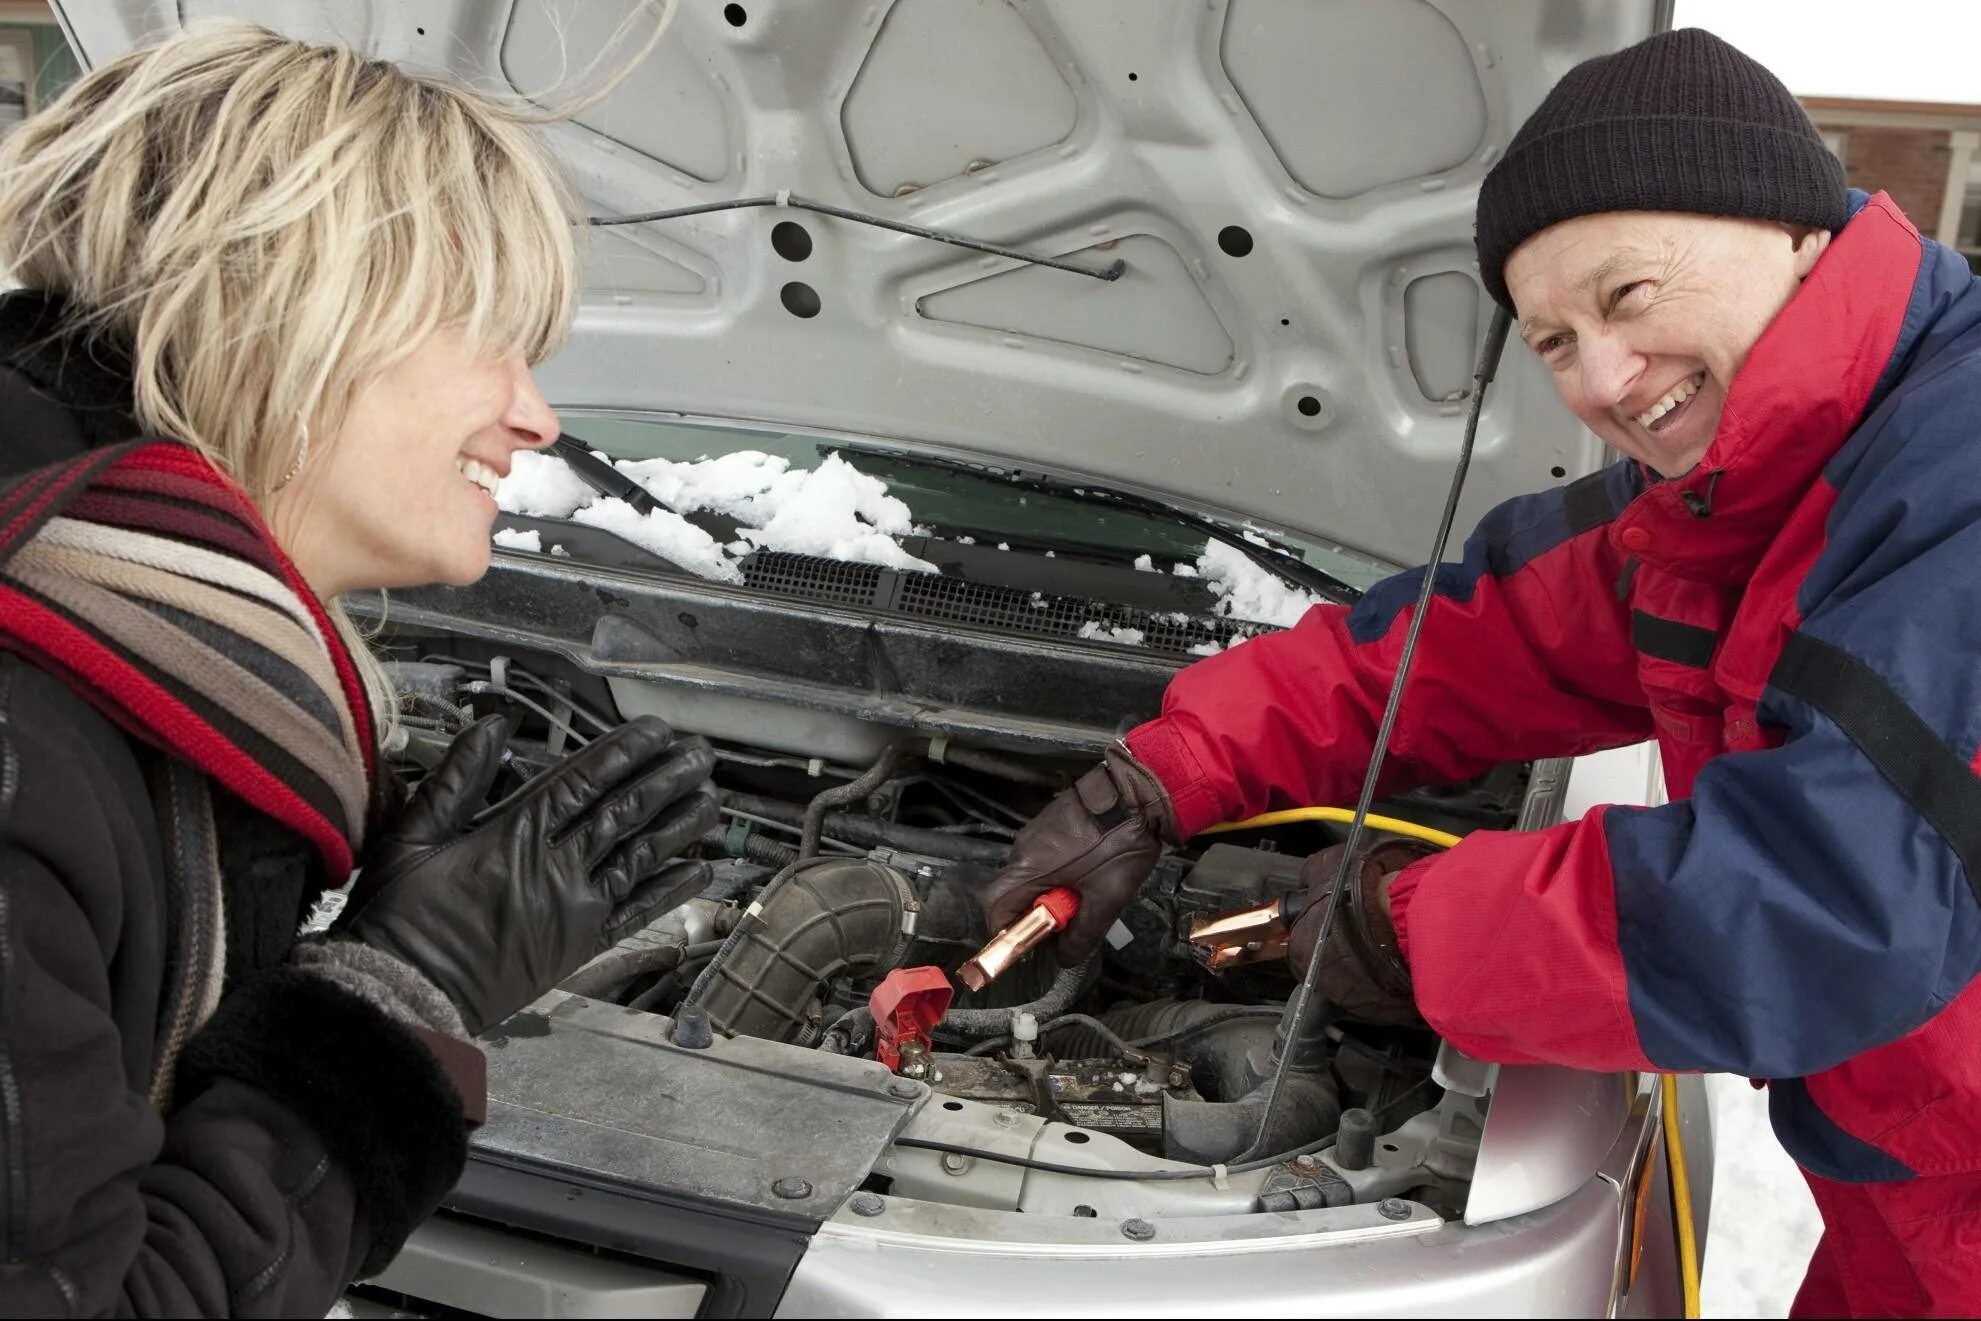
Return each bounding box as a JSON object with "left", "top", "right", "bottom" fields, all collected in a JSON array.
[{"left": 562, "top": 411, "right": 1395, "bottom": 590}]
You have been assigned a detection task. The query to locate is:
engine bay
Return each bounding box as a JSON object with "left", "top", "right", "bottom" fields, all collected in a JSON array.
[{"left": 369, "top": 635, "right": 1538, "bottom": 1226}]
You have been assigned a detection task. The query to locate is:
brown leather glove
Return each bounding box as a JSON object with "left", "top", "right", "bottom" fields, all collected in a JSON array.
[
  {"left": 1287, "top": 838, "right": 1437, "bottom": 1026},
  {"left": 981, "top": 744, "right": 1180, "bottom": 966}
]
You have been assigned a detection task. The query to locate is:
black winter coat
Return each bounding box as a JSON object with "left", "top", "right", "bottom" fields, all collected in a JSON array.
[{"left": 0, "top": 293, "right": 464, "bottom": 1317}]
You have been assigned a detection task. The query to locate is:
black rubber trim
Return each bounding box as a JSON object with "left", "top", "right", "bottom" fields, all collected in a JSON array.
[
  {"left": 445, "top": 1152, "right": 810, "bottom": 1318},
  {"left": 1631, "top": 610, "right": 1717, "bottom": 668},
  {"left": 1771, "top": 632, "right": 1981, "bottom": 906},
  {"left": 1562, "top": 470, "right": 1617, "bottom": 535}
]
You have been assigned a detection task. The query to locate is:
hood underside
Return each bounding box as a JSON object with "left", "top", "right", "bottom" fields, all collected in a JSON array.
[{"left": 57, "top": 0, "right": 1660, "bottom": 565}]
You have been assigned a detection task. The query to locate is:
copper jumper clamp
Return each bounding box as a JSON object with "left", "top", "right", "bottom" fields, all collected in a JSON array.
[
  {"left": 958, "top": 887, "right": 1080, "bottom": 991},
  {"left": 1186, "top": 888, "right": 1314, "bottom": 970}
]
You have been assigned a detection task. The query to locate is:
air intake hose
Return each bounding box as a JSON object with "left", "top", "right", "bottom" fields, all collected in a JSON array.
[
  {"left": 687, "top": 857, "right": 917, "bottom": 1043},
  {"left": 1160, "top": 1004, "right": 1339, "bottom": 1165}
]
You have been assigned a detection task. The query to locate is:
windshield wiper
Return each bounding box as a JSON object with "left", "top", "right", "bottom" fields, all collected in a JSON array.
[
  {"left": 830, "top": 446, "right": 1359, "bottom": 601},
  {"left": 550, "top": 434, "right": 661, "bottom": 514}
]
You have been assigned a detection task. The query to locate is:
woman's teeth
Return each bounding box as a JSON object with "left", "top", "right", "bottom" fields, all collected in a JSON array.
[
  {"left": 457, "top": 457, "right": 501, "bottom": 495},
  {"left": 1635, "top": 374, "right": 1704, "bottom": 430}
]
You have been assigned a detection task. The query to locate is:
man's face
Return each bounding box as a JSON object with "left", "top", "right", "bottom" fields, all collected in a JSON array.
[{"left": 1504, "top": 212, "right": 1830, "bottom": 477}]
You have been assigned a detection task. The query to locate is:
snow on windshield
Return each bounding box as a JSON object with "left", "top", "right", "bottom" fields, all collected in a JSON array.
[
  {"left": 1102, "top": 541, "right": 1330, "bottom": 654},
  {"left": 494, "top": 449, "right": 1328, "bottom": 648},
  {"left": 495, "top": 451, "right": 595, "bottom": 519},
  {"left": 491, "top": 527, "right": 542, "bottom": 552},
  {"left": 494, "top": 449, "right": 937, "bottom": 584},
  {"left": 1057, "top": 540, "right": 1327, "bottom": 654},
  {"left": 1195, "top": 539, "right": 1325, "bottom": 630}
]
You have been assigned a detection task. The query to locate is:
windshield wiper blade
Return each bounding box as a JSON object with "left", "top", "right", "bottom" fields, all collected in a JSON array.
[
  {"left": 833, "top": 446, "right": 1358, "bottom": 601},
  {"left": 550, "top": 434, "right": 660, "bottom": 515}
]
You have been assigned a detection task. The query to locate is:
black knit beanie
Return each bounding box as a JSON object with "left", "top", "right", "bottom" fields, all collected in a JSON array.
[{"left": 1475, "top": 28, "right": 1848, "bottom": 311}]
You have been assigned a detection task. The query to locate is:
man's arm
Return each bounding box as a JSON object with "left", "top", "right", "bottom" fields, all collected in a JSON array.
[
  {"left": 1391, "top": 623, "right": 1981, "bottom": 1084},
  {"left": 1129, "top": 464, "right": 1656, "bottom": 837}
]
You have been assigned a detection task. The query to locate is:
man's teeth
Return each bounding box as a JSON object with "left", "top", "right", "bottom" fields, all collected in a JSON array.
[
  {"left": 1635, "top": 375, "right": 1702, "bottom": 429},
  {"left": 457, "top": 457, "right": 500, "bottom": 495}
]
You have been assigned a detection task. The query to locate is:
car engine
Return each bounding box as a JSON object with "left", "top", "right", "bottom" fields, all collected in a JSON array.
[{"left": 374, "top": 643, "right": 1533, "bottom": 1222}]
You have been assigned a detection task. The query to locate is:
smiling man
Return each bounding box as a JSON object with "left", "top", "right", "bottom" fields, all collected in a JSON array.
[
  {"left": 983, "top": 28, "right": 1981, "bottom": 1316},
  {"left": 1508, "top": 214, "right": 1830, "bottom": 478}
]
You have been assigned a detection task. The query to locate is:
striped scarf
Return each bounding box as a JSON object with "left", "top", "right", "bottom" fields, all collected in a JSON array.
[{"left": 0, "top": 439, "right": 376, "bottom": 878}]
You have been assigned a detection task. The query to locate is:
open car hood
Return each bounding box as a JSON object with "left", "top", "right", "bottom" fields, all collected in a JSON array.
[{"left": 54, "top": 0, "right": 1662, "bottom": 565}]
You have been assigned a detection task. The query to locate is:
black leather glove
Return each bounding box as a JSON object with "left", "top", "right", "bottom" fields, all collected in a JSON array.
[
  {"left": 1286, "top": 838, "right": 1437, "bottom": 1026},
  {"left": 344, "top": 713, "right": 719, "bottom": 1035},
  {"left": 981, "top": 744, "right": 1180, "bottom": 967}
]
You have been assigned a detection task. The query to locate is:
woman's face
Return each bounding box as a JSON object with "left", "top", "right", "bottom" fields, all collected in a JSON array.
[{"left": 272, "top": 328, "right": 559, "bottom": 598}]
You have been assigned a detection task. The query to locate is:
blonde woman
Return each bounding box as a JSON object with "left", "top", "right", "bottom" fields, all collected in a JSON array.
[{"left": 0, "top": 24, "right": 718, "bottom": 1314}]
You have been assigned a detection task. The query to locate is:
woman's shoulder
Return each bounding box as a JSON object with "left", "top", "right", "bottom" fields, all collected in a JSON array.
[{"left": 0, "top": 652, "right": 162, "bottom": 903}]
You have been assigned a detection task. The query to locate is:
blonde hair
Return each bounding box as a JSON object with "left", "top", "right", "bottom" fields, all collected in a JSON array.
[{"left": 0, "top": 20, "right": 638, "bottom": 744}]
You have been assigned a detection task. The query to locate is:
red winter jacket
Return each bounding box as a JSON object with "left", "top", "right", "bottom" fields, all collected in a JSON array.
[{"left": 1127, "top": 192, "right": 1981, "bottom": 1195}]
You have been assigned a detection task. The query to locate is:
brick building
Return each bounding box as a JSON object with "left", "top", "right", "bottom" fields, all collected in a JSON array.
[{"left": 1802, "top": 97, "right": 1981, "bottom": 270}]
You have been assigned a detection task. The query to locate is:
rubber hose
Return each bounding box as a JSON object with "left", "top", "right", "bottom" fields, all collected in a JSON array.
[
  {"left": 558, "top": 940, "right": 685, "bottom": 999},
  {"left": 1027, "top": 1012, "right": 1138, "bottom": 1056},
  {"left": 559, "top": 901, "right": 745, "bottom": 999},
  {"left": 723, "top": 792, "right": 1010, "bottom": 865},
  {"left": 1045, "top": 999, "right": 1234, "bottom": 1055},
  {"left": 699, "top": 859, "right": 775, "bottom": 902},
  {"left": 702, "top": 825, "right": 801, "bottom": 869},
  {"left": 738, "top": 833, "right": 800, "bottom": 868},
  {"left": 800, "top": 742, "right": 921, "bottom": 859},
  {"left": 624, "top": 941, "right": 729, "bottom": 1013},
  {"left": 938, "top": 958, "right": 1097, "bottom": 1035},
  {"left": 796, "top": 810, "right": 1009, "bottom": 865},
  {"left": 1161, "top": 1072, "right": 1341, "bottom": 1166},
  {"left": 687, "top": 857, "right": 917, "bottom": 1042},
  {"left": 1049, "top": 999, "right": 1273, "bottom": 1051},
  {"left": 1159, "top": 1001, "right": 1340, "bottom": 1165}
]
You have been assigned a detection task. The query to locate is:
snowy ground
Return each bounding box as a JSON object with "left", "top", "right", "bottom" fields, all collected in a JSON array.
[{"left": 1702, "top": 1074, "right": 1823, "bottom": 1317}]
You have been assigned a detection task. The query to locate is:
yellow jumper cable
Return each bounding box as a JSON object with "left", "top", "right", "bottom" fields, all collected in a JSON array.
[
  {"left": 1660, "top": 1073, "right": 1704, "bottom": 1317},
  {"left": 1199, "top": 805, "right": 1463, "bottom": 850}
]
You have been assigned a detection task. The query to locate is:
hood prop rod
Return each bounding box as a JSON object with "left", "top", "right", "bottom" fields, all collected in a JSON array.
[
  {"left": 1238, "top": 303, "right": 1515, "bottom": 1163},
  {"left": 589, "top": 194, "right": 1126, "bottom": 282}
]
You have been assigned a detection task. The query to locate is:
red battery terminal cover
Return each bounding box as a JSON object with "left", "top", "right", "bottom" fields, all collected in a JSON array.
[{"left": 868, "top": 965, "right": 955, "bottom": 1072}]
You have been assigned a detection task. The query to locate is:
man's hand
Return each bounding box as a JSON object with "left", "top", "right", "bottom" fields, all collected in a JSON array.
[
  {"left": 981, "top": 744, "right": 1180, "bottom": 966},
  {"left": 1287, "top": 838, "right": 1437, "bottom": 1026},
  {"left": 343, "top": 714, "right": 719, "bottom": 1035}
]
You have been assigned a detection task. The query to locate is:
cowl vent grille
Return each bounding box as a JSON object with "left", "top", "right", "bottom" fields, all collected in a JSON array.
[
  {"left": 739, "top": 551, "right": 1269, "bottom": 657},
  {"left": 742, "top": 552, "right": 884, "bottom": 608}
]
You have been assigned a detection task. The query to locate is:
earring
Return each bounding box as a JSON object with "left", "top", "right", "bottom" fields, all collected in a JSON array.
[{"left": 275, "top": 423, "right": 310, "bottom": 491}]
